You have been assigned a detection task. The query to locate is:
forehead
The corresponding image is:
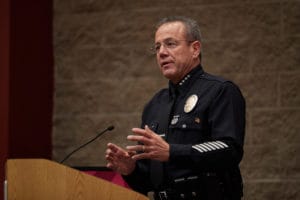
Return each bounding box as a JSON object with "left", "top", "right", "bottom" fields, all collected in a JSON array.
[{"left": 155, "top": 21, "right": 187, "bottom": 42}]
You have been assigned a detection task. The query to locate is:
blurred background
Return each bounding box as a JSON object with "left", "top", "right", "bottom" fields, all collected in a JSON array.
[{"left": 1, "top": 0, "right": 299, "bottom": 199}]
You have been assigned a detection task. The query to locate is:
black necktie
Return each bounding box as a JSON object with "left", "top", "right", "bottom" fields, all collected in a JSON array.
[{"left": 150, "top": 88, "right": 177, "bottom": 189}]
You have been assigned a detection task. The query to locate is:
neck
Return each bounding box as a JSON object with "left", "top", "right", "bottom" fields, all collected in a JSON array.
[{"left": 171, "top": 60, "right": 200, "bottom": 84}]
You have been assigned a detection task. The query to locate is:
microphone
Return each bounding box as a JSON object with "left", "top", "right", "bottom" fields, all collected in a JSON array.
[{"left": 60, "top": 125, "right": 114, "bottom": 164}]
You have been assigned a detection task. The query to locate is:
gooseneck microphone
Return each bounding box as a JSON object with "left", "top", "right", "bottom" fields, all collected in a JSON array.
[{"left": 60, "top": 125, "right": 114, "bottom": 164}]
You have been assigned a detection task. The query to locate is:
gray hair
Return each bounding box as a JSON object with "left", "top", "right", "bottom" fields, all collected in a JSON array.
[
  {"left": 155, "top": 16, "right": 203, "bottom": 60},
  {"left": 156, "top": 16, "right": 202, "bottom": 42}
]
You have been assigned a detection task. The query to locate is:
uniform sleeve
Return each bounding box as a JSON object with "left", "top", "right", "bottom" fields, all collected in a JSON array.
[
  {"left": 122, "top": 159, "right": 153, "bottom": 195},
  {"left": 169, "top": 82, "right": 246, "bottom": 171}
]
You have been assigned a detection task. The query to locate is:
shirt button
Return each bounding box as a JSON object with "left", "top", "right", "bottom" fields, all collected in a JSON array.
[{"left": 182, "top": 124, "right": 187, "bottom": 128}]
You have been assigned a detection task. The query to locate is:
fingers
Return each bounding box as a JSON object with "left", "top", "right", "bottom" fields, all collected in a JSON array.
[
  {"left": 105, "top": 143, "right": 126, "bottom": 163},
  {"left": 128, "top": 150, "right": 137, "bottom": 157},
  {"left": 106, "top": 126, "right": 169, "bottom": 164},
  {"left": 126, "top": 144, "right": 148, "bottom": 152},
  {"left": 105, "top": 143, "right": 137, "bottom": 175},
  {"left": 126, "top": 125, "right": 170, "bottom": 162},
  {"left": 128, "top": 128, "right": 149, "bottom": 143},
  {"left": 106, "top": 162, "right": 114, "bottom": 169},
  {"left": 131, "top": 152, "right": 152, "bottom": 160},
  {"left": 127, "top": 135, "right": 152, "bottom": 145},
  {"left": 128, "top": 125, "right": 158, "bottom": 145},
  {"left": 107, "top": 143, "right": 124, "bottom": 153},
  {"left": 131, "top": 125, "right": 155, "bottom": 138},
  {"left": 106, "top": 143, "right": 137, "bottom": 160}
]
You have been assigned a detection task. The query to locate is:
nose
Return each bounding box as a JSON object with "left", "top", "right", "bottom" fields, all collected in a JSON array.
[{"left": 157, "top": 44, "right": 169, "bottom": 56}]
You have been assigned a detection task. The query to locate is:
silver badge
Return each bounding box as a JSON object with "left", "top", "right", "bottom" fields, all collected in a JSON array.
[
  {"left": 171, "top": 115, "right": 180, "bottom": 125},
  {"left": 184, "top": 94, "right": 198, "bottom": 113}
]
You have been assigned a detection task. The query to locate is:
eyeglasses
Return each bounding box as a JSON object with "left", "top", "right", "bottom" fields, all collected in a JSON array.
[{"left": 150, "top": 39, "right": 193, "bottom": 54}]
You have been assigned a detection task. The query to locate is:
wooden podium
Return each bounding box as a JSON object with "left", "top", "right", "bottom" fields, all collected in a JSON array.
[{"left": 5, "top": 159, "right": 149, "bottom": 200}]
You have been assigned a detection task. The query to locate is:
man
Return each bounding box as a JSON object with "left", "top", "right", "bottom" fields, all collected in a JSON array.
[{"left": 106, "top": 16, "right": 245, "bottom": 200}]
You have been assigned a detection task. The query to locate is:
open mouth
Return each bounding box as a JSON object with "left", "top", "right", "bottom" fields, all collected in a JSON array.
[{"left": 161, "top": 61, "right": 172, "bottom": 67}]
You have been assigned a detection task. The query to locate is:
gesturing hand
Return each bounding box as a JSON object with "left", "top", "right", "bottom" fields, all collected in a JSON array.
[
  {"left": 105, "top": 143, "right": 136, "bottom": 175},
  {"left": 126, "top": 125, "right": 170, "bottom": 162}
]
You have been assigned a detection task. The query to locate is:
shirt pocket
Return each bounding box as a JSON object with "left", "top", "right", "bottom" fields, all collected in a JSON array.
[{"left": 168, "top": 113, "right": 208, "bottom": 144}]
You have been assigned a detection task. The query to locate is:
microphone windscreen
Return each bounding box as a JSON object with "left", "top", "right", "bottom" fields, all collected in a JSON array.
[{"left": 107, "top": 125, "right": 114, "bottom": 131}]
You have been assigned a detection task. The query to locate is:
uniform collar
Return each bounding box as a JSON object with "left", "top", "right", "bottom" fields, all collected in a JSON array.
[{"left": 169, "top": 65, "right": 204, "bottom": 98}]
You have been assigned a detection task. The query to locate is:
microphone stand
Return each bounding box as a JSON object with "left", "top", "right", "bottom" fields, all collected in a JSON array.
[{"left": 60, "top": 125, "right": 114, "bottom": 164}]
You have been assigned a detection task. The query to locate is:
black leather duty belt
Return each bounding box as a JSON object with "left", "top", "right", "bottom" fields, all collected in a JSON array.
[
  {"left": 154, "top": 175, "right": 204, "bottom": 200},
  {"left": 154, "top": 190, "right": 199, "bottom": 200}
]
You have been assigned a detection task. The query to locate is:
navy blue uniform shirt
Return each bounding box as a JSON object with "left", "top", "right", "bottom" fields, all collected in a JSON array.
[{"left": 123, "top": 65, "right": 245, "bottom": 198}]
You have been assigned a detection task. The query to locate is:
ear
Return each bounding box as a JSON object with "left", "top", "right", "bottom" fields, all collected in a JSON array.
[{"left": 191, "top": 41, "right": 201, "bottom": 59}]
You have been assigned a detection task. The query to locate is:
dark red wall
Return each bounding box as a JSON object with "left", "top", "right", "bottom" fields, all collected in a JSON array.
[
  {"left": 0, "top": 0, "right": 53, "bottom": 199},
  {"left": 9, "top": 0, "right": 53, "bottom": 158},
  {"left": 0, "top": 0, "right": 10, "bottom": 199}
]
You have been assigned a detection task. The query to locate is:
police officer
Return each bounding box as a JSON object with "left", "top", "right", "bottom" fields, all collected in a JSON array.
[{"left": 105, "top": 16, "right": 245, "bottom": 200}]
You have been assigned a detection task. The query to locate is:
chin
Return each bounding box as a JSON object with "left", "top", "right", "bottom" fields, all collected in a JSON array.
[
  {"left": 161, "top": 65, "right": 173, "bottom": 73},
  {"left": 162, "top": 71, "right": 176, "bottom": 81},
  {"left": 161, "top": 65, "right": 178, "bottom": 78}
]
